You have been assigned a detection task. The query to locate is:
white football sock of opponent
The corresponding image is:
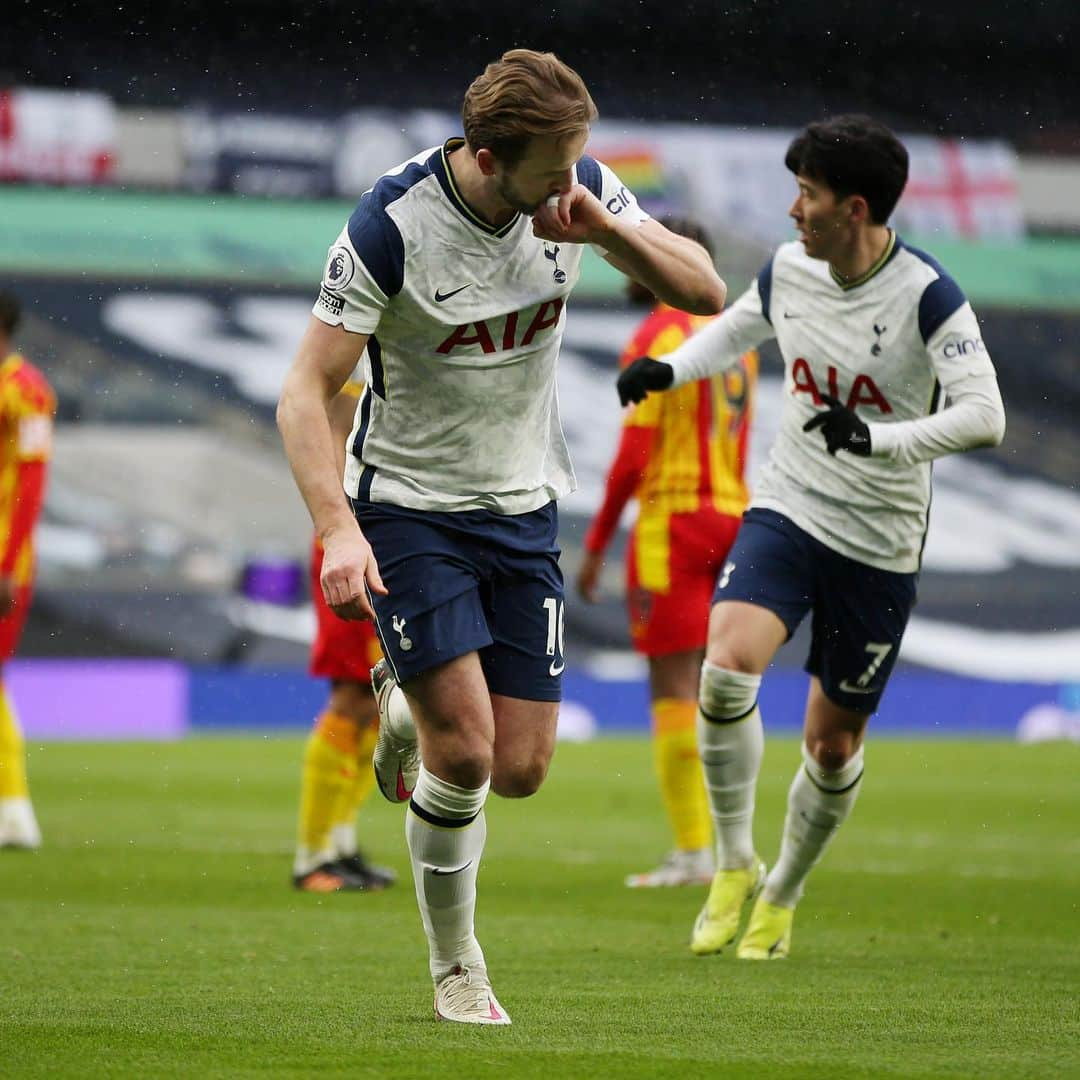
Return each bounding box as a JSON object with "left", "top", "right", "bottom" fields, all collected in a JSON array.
[
  {"left": 406, "top": 765, "right": 489, "bottom": 981},
  {"left": 764, "top": 742, "right": 864, "bottom": 908},
  {"left": 696, "top": 662, "right": 765, "bottom": 871}
]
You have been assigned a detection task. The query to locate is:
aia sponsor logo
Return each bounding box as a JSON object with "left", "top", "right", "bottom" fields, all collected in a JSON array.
[
  {"left": 436, "top": 298, "right": 564, "bottom": 356},
  {"left": 791, "top": 357, "right": 892, "bottom": 413}
]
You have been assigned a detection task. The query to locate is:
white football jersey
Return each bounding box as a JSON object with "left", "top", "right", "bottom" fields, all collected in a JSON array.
[
  {"left": 312, "top": 139, "right": 649, "bottom": 514},
  {"left": 664, "top": 234, "right": 1005, "bottom": 572}
]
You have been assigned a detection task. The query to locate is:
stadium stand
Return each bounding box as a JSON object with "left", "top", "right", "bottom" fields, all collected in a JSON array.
[{"left": 1, "top": 2, "right": 1077, "bottom": 707}]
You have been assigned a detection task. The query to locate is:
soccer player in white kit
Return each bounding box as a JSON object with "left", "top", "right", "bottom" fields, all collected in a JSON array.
[
  {"left": 618, "top": 115, "right": 1006, "bottom": 960},
  {"left": 277, "top": 49, "right": 726, "bottom": 1024}
]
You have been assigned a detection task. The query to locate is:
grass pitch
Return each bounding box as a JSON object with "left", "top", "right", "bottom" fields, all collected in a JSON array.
[{"left": 2, "top": 735, "right": 1077, "bottom": 1078}]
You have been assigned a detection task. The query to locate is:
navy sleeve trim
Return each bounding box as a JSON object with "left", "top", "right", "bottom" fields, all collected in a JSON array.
[
  {"left": 917, "top": 275, "right": 967, "bottom": 344},
  {"left": 756, "top": 256, "right": 774, "bottom": 325},
  {"left": 346, "top": 162, "right": 429, "bottom": 298},
  {"left": 576, "top": 155, "right": 604, "bottom": 200},
  {"left": 903, "top": 240, "right": 968, "bottom": 343},
  {"left": 367, "top": 335, "right": 386, "bottom": 400}
]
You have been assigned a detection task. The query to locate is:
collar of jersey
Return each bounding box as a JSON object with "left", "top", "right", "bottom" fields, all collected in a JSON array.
[
  {"left": 828, "top": 229, "right": 899, "bottom": 291},
  {"left": 432, "top": 138, "right": 520, "bottom": 239}
]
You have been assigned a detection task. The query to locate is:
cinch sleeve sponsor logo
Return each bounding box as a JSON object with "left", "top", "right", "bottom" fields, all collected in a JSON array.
[
  {"left": 605, "top": 186, "right": 633, "bottom": 215},
  {"left": 942, "top": 338, "right": 986, "bottom": 358}
]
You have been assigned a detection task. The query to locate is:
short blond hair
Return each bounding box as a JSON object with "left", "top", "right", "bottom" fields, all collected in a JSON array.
[{"left": 462, "top": 49, "right": 598, "bottom": 167}]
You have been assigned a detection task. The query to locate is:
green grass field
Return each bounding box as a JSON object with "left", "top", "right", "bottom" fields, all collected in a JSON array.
[{"left": 2, "top": 735, "right": 1077, "bottom": 1078}]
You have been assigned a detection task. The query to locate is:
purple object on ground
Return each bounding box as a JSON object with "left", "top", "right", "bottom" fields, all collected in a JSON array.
[
  {"left": 9, "top": 659, "right": 188, "bottom": 740},
  {"left": 241, "top": 558, "right": 304, "bottom": 605}
]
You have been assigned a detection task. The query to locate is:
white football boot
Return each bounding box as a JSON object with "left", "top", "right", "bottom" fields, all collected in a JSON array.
[
  {"left": 0, "top": 797, "right": 42, "bottom": 849},
  {"left": 625, "top": 847, "right": 715, "bottom": 888},
  {"left": 371, "top": 659, "right": 420, "bottom": 803},
  {"left": 434, "top": 965, "right": 511, "bottom": 1026}
]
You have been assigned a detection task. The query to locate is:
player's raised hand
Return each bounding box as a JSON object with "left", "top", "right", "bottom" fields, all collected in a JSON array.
[
  {"left": 0, "top": 576, "right": 16, "bottom": 616},
  {"left": 531, "top": 185, "right": 608, "bottom": 245},
  {"left": 802, "top": 393, "right": 872, "bottom": 456},
  {"left": 319, "top": 522, "right": 388, "bottom": 621},
  {"left": 617, "top": 356, "right": 674, "bottom": 406},
  {"left": 576, "top": 549, "right": 605, "bottom": 603}
]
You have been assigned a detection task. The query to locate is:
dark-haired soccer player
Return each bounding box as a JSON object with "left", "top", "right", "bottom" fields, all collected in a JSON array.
[
  {"left": 578, "top": 217, "right": 756, "bottom": 889},
  {"left": 278, "top": 49, "right": 725, "bottom": 1023},
  {"left": 618, "top": 115, "right": 1005, "bottom": 960}
]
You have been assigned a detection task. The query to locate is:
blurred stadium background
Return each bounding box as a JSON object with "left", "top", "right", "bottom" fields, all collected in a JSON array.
[{"left": 3, "top": 0, "right": 1079, "bottom": 742}]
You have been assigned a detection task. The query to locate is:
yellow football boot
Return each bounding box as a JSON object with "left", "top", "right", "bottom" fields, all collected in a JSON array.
[
  {"left": 736, "top": 895, "right": 794, "bottom": 960},
  {"left": 689, "top": 856, "right": 765, "bottom": 956}
]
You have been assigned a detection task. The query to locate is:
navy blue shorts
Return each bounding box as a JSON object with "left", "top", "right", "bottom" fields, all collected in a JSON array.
[
  {"left": 715, "top": 508, "right": 917, "bottom": 712},
  {"left": 351, "top": 499, "right": 564, "bottom": 702}
]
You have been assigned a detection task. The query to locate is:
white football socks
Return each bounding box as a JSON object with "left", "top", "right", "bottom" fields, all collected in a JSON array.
[
  {"left": 764, "top": 742, "right": 864, "bottom": 908},
  {"left": 406, "top": 765, "right": 489, "bottom": 982},
  {"left": 696, "top": 662, "right": 764, "bottom": 871}
]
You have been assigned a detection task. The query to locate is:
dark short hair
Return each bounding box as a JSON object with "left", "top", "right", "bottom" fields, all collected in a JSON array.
[
  {"left": 785, "top": 115, "right": 909, "bottom": 224},
  {"left": 659, "top": 214, "right": 714, "bottom": 260},
  {"left": 0, "top": 292, "right": 20, "bottom": 337}
]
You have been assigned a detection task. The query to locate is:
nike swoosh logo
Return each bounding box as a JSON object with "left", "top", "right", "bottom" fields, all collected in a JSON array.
[
  {"left": 549, "top": 660, "right": 565, "bottom": 676},
  {"left": 396, "top": 769, "right": 413, "bottom": 801},
  {"left": 838, "top": 679, "right": 877, "bottom": 694},
  {"left": 434, "top": 284, "right": 472, "bottom": 303},
  {"left": 429, "top": 861, "right": 473, "bottom": 877},
  {"left": 798, "top": 810, "right": 835, "bottom": 831},
  {"left": 783, "top": 311, "right": 802, "bottom": 319}
]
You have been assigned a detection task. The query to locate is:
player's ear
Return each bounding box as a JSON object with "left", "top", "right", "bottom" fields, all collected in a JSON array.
[
  {"left": 475, "top": 148, "right": 498, "bottom": 177},
  {"left": 847, "top": 194, "right": 871, "bottom": 225}
]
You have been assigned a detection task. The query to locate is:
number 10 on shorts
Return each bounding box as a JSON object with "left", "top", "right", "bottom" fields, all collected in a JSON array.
[{"left": 543, "top": 597, "right": 565, "bottom": 677}]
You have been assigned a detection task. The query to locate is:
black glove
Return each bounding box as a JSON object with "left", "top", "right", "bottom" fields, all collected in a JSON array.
[
  {"left": 617, "top": 357, "right": 674, "bottom": 406},
  {"left": 802, "top": 393, "right": 872, "bottom": 456}
]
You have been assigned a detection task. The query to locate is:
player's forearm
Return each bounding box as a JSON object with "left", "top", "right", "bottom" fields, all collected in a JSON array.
[
  {"left": 327, "top": 389, "right": 360, "bottom": 484},
  {"left": 868, "top": 377, "right": 1006, "bottom": 465},
  {"left": 584, "top": 426, "right": 652, "bottom": 553},
  {"left": 277, "top": 374, "right": 359, "bottom": 542},
  {"left": 600, "top": 223, "right": 726, "bottom": 315},
  {"left": 661, "top": 311, "right": 753, "bottom": 389}
]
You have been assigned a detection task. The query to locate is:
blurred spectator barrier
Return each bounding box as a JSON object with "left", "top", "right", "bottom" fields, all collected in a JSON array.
[
  {"left": 0, "top": 87, "right": 116, "bottom": 184},
  {"left": 12, "top": 659, "right": 1072, "bottom": 740},
  {"left": 2, "top": 89, "right": 1031, "bottom": 245}
]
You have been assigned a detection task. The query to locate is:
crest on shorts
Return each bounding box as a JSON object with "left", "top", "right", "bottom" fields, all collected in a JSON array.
[{"left": 392, "top": 615, "right": 413, "bottom": 652}]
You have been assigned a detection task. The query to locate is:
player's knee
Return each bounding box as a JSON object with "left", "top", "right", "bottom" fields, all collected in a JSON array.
[
  {"left": 435, "top": 732, "right": 495, "bottom": 790},
  {"left": 491, "top": 755, "right": 549, "bottom": 799},
  {"left": 698, "top": 661, "right": 761, "bottom": 722},
  {"left": 805, "top": 733, "right": 858, "bottom": 773}
]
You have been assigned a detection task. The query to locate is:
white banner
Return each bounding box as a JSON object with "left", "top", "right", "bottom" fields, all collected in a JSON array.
[
  {"left": 0, "top": 88, "right": 117, "bottom": 184},
  {"left": 384, "top": 111, "right": 1024, "bottom": 247}
]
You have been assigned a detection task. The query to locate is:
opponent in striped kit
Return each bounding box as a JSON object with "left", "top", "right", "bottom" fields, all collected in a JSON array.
[
  {"left": 0, "top": 293, "right": 55, "bottom": 852},
  {"left": 579, "top": 217, "right": 757, "bottom": 890}
]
